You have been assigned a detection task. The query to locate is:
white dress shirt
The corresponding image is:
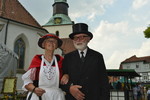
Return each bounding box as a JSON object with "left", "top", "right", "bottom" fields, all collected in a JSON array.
[{"left": 78, "top": 48, "right": 88, "bottom": 58}]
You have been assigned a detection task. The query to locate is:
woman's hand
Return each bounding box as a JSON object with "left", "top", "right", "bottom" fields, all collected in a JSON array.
[
  {"left": 60, "top": 74, "right": 69, "bottom": 85},
  {"left": 34, "top": 87, "right": 46, "bottom": 96}
]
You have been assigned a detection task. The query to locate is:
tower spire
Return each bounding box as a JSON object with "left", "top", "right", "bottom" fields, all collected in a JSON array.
[
  {"left": 43, "top": 0, "right": 73, "bottom": 26},
  {"left": 53, "top": 0, "right": 68, "bottom": 16}
]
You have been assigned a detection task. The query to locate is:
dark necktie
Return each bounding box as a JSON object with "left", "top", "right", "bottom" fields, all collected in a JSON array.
[{"left": 81, "top": 51, "right": 85, "bottom": 62}]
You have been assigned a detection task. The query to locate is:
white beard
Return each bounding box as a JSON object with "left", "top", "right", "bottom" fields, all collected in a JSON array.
[{"left": 73, "top": 42, "right": 88, "bottom": 50}]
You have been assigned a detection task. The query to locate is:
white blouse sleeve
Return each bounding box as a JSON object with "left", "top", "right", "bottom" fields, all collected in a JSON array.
[{"left": 22, "top": 68, "right": 36, "bottom": 91}]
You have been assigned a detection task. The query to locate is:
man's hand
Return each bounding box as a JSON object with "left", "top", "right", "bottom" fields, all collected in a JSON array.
[
  {"left": 34, "top": 87, "right": 46, "bottom": 96},
  {"left": 70, "top": 85, "right": 85, "bottom": 100}
]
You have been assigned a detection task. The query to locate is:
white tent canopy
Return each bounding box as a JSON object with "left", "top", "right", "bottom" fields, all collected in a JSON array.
[{"left": 0, "top": 43, "right": 18, "bottom": 90}]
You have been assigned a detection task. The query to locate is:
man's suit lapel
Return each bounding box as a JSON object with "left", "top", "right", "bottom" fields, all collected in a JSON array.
[{"left": 73, "top": 50, "right": 80, "bottom": 61}]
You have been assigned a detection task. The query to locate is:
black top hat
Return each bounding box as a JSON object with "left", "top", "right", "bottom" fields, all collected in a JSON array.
[{"left": 69, "top": 23, "right": 93, "bottom": 39}]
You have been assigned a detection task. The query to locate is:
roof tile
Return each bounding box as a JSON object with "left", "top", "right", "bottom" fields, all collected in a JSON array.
[
  {"left": 0, "top": 0, "right": 43, "bottom": 28},
  {"left": 121, "top": 55, "right": 150, "bottom": 63}
]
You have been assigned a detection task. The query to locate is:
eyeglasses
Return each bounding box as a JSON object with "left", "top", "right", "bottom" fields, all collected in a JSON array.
[{"left": 73, "top": 35, "right": 89, "bottom": 41}]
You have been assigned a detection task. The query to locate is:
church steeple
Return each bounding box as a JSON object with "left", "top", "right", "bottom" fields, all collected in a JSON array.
[
  {"left": 53, "top": 0, "right": 68, "bottom": 16},
  {"left": 43, "top": 0, "right": 73, "bottom": 26}
]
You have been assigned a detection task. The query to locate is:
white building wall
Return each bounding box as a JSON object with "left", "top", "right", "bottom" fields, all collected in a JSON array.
[
  {"left": 0, "top": 19, "right": 6, "bottom": 43},
  {"left": 0, "top": 19, "right": 47, "bottom": 89},
  {"left": 122, "top": 62, "right": 150, "bottom": 82},
  {"left": 6, "top": 21, "right": 45, "bottom": 70},
  {"left": 43, "top": 24, "right": 72, "bottom": 38},
  {"left": 122, "top": 62, "right": 150, "bottom": 72}
]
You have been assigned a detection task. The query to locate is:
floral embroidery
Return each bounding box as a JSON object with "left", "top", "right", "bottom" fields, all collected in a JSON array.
[{"left": 43, "top": 65, "right": 56, "bottom": 80}]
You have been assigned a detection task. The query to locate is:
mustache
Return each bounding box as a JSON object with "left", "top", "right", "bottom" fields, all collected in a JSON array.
[{"left": 74, "top": 42, "right": 87, "bottom": 50}]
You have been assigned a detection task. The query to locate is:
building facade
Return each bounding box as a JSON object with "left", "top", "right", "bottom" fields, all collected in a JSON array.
[
  {"left": 120, "top": 55, "right": 150, "bottom": 83},
  {"left": 0, "top": 0, "right": 47, "bottom": 89}
]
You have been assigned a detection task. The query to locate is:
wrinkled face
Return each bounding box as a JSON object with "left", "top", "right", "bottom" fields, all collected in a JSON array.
[
  {"left": 42, "top": 38, "right": 58, "bottom": 51},
  {"left": 72, "top": 33, "right": 90, "bottom": 50}
]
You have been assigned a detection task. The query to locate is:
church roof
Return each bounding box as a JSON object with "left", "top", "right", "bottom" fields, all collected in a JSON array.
[
  {"left": 0, "top": 0, "right": 44, "bottom": 29},
  {"left": 43, "top": 0, "right": 73, "bottom": 26},
  {"left": 43, "top": 14, "right": 73, "bottom": 26}
]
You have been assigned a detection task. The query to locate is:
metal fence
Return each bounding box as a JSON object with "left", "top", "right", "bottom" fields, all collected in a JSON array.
[{"left": 110, "top": 90, "right": 134, "bottom": 100}]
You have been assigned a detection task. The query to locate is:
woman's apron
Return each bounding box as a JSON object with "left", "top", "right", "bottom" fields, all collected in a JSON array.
[{"left": 27, "top": 55, "right": 65, "bottom": 100}]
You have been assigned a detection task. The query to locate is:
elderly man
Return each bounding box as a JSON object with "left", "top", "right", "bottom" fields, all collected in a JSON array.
[{"left": 61, "top": 23, "right": 110, "bottom": 100}]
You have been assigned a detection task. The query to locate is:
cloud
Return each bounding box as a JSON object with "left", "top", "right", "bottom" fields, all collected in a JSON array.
[
  {"left": 68, "top": 0, "right": 115, "bottom": 21},
  {"left": 106, "top": 50, "right": 136, "bottom": 69},
  {"left": 137, "top": 40, "right": 150, "bottom": 56},
  {"left": 89, "top": 20, "right": 150, "bottom": 69},
  {"left": 89, "top": 20, "right": 129, "bottom": 51},
  {"left": 132, "top": 0, "right": 148, "bottom": 10},
  {"left": 106, "top": 40, "right": 150, "bottom": 69},
  {"left": 89, "top": 21, "right": 130, "bottom": 68},
  {"left": 87, "top": 12, "right": 96, "bottom": 21},
  {"left": 129, "top": 13, "right": 140, "bottom": 22}
]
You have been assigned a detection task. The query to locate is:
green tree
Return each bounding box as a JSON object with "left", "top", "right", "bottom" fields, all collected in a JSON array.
[{"left": 144, "top": 26, "right": 150, "bottom": 38}]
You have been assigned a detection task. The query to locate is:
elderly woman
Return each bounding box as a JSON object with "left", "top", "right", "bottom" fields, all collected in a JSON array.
[{"left": 22, "top": 33, "right": 68, "bottom": 100}]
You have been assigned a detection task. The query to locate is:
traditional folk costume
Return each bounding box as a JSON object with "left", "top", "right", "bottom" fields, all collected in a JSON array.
[
  {"left": 22, "top": 54, "right": 65, "bottom": 100},
  {"left": 22, "top": 33, "right": 65, "bottom": 100}
]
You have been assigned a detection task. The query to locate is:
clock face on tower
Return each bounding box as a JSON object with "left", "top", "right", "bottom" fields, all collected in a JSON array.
[{"left": 54, "top": 18, "right": 62, "bottom": 24}]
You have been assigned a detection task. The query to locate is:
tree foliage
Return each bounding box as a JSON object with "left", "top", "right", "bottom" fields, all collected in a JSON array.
[{"left": 144, "top": 27, "right": 150, "bottom": 38}]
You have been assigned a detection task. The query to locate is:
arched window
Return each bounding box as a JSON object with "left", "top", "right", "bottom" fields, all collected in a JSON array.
[{"left": 14, "top": 38, "right": 25, "bottom": 69}]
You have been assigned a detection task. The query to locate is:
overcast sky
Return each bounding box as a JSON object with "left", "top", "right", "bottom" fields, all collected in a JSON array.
[{"left": 18, "top": 0, "right": 150, "bottom": 69}]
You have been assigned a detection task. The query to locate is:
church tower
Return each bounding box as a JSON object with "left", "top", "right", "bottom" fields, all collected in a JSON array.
[{"left": 43, "top": 0, "right": 73, "bottom": 38}]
